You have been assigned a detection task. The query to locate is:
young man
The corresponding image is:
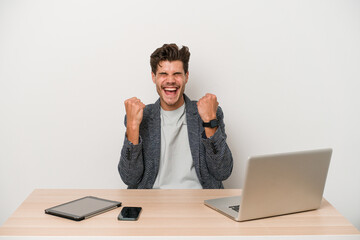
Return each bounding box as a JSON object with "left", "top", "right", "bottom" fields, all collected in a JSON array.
[{"left": 118, "top": 44, "right": 233, "bottom": 189}]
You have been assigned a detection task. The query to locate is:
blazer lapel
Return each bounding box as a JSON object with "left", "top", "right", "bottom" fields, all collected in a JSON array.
[
  {"left": 147, "top": 99, "right": 161, "bottom": 188},
  {"left": 184, "top": 95, "right": 201, "bottom": 178}
]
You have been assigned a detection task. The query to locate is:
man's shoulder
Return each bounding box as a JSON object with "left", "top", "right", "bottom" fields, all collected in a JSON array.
[
  {"left": 142, "top": 102, "right": 160, "bottom": 122},
  {"left": 144, "top": 102, "right": 157, "bottom": 114},
  {"left": 184, "top": 94, "right": 198, "bottom": 112}
]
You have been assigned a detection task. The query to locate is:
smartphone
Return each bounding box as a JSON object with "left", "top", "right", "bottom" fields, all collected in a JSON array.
[{"left": 118, "top": 207, "right": 142, "bottom": 221}]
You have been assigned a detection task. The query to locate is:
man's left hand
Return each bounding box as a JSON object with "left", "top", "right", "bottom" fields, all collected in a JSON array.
[{"left": 197, "top": 93, "right": 219, "bottom": 122}]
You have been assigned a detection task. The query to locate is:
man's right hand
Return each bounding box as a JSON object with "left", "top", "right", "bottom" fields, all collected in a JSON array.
[{"left": 124, "top": 97, "right": 145, "bottom": 145}]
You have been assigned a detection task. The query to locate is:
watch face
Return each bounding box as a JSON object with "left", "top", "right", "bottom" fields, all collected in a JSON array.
[
  {"left": 203, "top": 119, "right": 219, "bottom": 128},
  {"left": 210, "top": 119, "right": 219, "bottom": 128}
]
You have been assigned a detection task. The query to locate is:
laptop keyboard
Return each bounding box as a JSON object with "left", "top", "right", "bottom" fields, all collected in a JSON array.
[{"left": 229, "top": 205, "right": 240, "bottom": 212}]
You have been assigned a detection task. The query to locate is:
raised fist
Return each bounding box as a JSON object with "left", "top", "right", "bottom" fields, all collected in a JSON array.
[
  {"left": 124, "top": 97, "right": 146, "bottom": 129},
  {"left": 197, "top": 93, "right": 218, "bottom": 122}
]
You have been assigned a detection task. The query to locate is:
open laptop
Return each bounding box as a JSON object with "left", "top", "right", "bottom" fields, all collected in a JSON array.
[{"left": 204, "top": 148, "right": 332, "bottom": 221}]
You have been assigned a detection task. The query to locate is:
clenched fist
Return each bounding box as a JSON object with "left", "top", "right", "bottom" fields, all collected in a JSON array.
[
  {"left": 124, "top": 97, "right": 145, "bottom": 144},
  {"left": 197, "top": 93, "right": 219, "bottom": 138},
  {"left": 197, "top": 93, "right": 218, "bottom": 122}
]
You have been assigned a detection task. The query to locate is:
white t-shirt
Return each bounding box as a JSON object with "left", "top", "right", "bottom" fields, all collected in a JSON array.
[{"left": 153, "top": 103, "right": 202, "bottom": 189}]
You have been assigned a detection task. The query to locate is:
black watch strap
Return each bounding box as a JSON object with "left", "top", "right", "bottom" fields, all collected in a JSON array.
[{"left": 202, "top": 119, "right": 219, "bottom": 128}]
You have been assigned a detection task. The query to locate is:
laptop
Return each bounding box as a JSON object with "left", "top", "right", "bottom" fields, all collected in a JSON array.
[{"left": 204, "top": 148, "right": 332, "bottom": 221}]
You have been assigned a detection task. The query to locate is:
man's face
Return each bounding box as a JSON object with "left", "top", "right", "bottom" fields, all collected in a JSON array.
[{"left": 152, "top": 60, "right": 188, "bottom": 111}]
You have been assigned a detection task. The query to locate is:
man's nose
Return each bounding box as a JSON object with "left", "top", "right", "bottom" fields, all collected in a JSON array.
[{"left": 166, "top": 75, "right": 176, "bottom": 83}]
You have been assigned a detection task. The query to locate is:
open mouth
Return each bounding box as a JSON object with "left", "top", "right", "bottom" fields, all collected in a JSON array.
[{"left": 163, "top": 87, "right": 178, "bottom": 96}]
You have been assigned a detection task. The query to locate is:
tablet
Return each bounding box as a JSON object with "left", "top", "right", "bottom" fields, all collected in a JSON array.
[{"left": 45, "top": 196, "right": 122, "bottom": 221}]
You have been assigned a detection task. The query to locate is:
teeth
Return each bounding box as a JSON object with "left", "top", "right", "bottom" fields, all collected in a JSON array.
[{"left": 164, "top": 88, "right": 177, "bottom": 91}]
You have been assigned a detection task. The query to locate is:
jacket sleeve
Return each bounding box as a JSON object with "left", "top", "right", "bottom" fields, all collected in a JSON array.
[
  {"left": 118, "top": 116, "right": 144, "bottom": 187},
  {"left": 201, "top": 106, "right": 233, "bottom": 181}
]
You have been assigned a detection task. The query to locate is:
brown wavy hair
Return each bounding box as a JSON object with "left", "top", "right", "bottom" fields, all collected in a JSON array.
[{"left": 150, "top": 44, "right": 190, "bottom": 75}]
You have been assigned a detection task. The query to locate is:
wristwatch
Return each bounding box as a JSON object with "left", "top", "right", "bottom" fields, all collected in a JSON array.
[{"left": 202, "top": 119, "right": 219, "bottom": 128}]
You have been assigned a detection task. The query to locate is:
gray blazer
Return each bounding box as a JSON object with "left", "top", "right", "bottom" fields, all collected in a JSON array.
[{"left": 118, "top": 94, "right": 233, "bottom": 189}]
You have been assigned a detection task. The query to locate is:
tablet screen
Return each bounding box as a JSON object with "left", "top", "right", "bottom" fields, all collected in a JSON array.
[{"left": 45, "top": 196, "right": 121, "bottom": 221}]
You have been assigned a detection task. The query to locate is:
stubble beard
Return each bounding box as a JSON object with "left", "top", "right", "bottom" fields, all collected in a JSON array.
[{"left": 158, "top": 85, "right": 185, "bottom": 110}]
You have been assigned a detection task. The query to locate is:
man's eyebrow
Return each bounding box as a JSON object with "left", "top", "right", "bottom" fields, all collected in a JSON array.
[{"left": 157, "top": 71, "right": 183, "bottom": 75}]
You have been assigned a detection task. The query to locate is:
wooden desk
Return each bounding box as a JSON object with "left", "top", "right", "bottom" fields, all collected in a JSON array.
[{"left": 0, "top": 189, "right": 359, "bottom": 238}]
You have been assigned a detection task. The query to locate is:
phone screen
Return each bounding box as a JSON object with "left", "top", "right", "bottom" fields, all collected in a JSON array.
[{"left": 118, "top": 207, "right": 142, "bottom": 221}]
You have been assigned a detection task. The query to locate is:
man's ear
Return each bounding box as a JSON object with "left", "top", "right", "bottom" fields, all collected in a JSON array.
[
  {"left": 151, "top": 72, "right": 156, "bottom": 83},
  {"left": 185, "top": 71, "right": 189, "bottom": 83}
]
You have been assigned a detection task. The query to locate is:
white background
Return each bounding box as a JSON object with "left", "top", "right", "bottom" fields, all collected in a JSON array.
[{"left": 0, "top": 0, "right": 359, "bottom": 230}]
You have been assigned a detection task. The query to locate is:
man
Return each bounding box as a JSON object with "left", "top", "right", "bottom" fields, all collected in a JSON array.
[{"left": 118, "top": 44, "right": 233, "bottom": 189}]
